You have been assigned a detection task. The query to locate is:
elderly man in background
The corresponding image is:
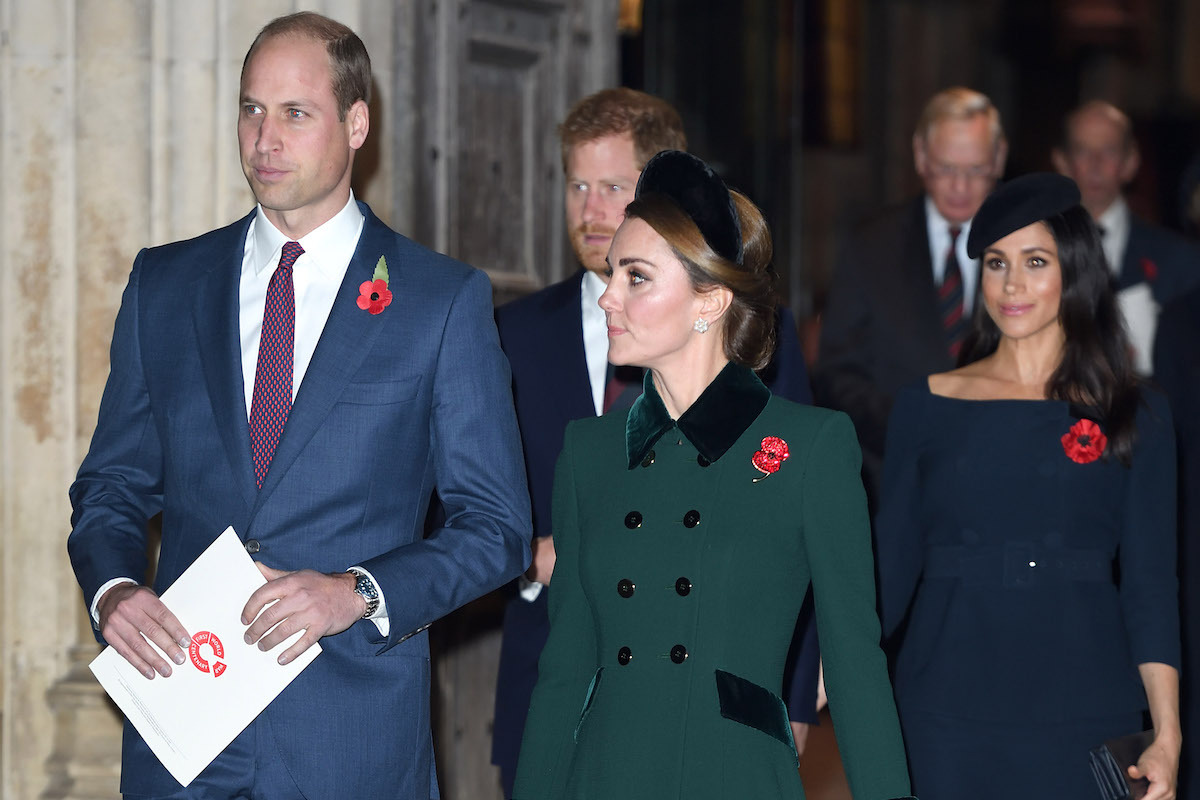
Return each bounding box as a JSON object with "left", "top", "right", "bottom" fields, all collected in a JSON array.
[
  {"left": 1052, "top": 99, "right": 1200, "bottom": 375},
  {"left": 817, "top": 86, "right": 1008, "bottom": 506}
]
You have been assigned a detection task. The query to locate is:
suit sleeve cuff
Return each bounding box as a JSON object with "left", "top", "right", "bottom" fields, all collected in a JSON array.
[
  {"left": 518, "top": 575, "right": 544, "bottom": 602},
  {"left": 349, "top": 565, "right": 390, "bottom": 637},
  {"left": 91, "top": 577, "right": 138, "bottom": 628}
]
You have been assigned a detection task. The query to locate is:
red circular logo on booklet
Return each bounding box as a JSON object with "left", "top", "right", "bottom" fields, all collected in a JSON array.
[{"left": 189, "top": 631, "right": 227, "bottom": 677}]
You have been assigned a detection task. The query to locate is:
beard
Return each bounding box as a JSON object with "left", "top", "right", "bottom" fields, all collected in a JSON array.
[{"left": 569, "top": 223, "right": 618, "bottom": 273}]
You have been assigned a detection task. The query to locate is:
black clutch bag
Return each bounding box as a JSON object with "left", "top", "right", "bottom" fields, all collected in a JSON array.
[{"left": 1088, "top": 730, "right": 1153, "bottom": 800}]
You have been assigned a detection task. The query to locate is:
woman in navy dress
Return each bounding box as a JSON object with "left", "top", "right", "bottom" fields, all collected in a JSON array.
[{"left": 876, "top": 173, "right": 1181, "bottom": 800}]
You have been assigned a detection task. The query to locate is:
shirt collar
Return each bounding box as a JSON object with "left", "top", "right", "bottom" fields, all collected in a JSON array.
[
  {"left": 625, "top": 361, "right": 771, "bottom": 469},
  {"left": 924, "top": 196, "right": 974, "bottom": 250},
  {"left": 249, "top": 192, "right": 364, "bottom": 278},
  {"left": 580, "top": 269, "right": 606, "bottom": 316}
]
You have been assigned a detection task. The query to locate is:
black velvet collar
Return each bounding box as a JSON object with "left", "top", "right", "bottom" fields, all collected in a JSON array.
[{"left": 625, "top": 362, "right": 771, "bottom": 469}]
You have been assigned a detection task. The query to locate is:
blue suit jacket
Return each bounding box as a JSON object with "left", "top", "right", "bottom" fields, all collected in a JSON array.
[
  {"left": 491, "top": 270, "right": 818, "bottom": 788},
  {"left": 69, "top": 204, "right": 531, "bottom": 799}
]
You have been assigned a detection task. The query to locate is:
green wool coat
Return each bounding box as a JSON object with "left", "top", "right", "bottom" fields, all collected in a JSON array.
[{"left": 512, "top": 363, "right": 914, "bottom": 800}]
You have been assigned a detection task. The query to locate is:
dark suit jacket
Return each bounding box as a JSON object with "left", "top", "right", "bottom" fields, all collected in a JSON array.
[
  {"left": 491, "top": 269, "right": 818, "bottom": 788},
  {"left": 1119, "top": 216, "right": 1200, "bottom": 305},
  {"left": 68, "top": 204, "right": 531, "bottom": 799},
  {"left": 816, "top": 196, "right": 955, "bottom": 505}
]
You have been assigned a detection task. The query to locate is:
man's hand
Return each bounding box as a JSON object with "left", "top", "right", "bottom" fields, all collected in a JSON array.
[
  {"left": 241, "top": 564, "right": 365, "bottom": 665},
  {"left": 98, "top": 583, "right": 191, "bottom": 680},
  {"left": 525, "top": 535, "right": 557, "bottom": 585}
]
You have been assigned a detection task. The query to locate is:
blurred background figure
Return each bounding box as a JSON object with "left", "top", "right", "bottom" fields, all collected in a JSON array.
[
  {"left": 1052, "top": 100, "right": 1200, "bottom": 375},
  {"left": 815, "top": 87, "right": 1007, "bottom": 507},
  {"left": 876, "top": 173, "right": 1181, "bottom": 800}
]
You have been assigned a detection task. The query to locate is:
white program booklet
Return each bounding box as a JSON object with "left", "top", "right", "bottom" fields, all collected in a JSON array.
[{"left": 89, "top": 526, "right": 322, "bottom": 787}]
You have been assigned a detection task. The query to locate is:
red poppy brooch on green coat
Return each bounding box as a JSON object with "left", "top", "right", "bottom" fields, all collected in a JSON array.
[
  {"left": 357, "top": 256, "right": 393, "bottom": 315},
  {"left": 752, "top": 436, "right": 789, "bottom": 482},
  {"left": 1061, "top": 419, "right": 1107, "bottom": 464}
]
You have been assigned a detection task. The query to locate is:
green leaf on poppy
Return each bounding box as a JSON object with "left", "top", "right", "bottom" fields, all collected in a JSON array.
[{"left": 373, "top": 255, "right": 389, "bottom": 286}]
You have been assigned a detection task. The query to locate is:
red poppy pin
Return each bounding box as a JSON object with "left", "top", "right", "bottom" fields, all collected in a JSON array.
[
  {"left": 357, "top": 256, "right": 393, "bottom": 315},
  {"left": 1140, "top": 257, "right": 1158, "bottom": 282},
  {"left": 752, "top": 436, "right": 789, "bottom": 482},
  {"left": 1061, "top": 419, "right": 1107, "bottom": 464}
]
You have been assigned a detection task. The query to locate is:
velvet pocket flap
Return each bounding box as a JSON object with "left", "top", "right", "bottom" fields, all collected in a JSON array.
[{"left": 714, "top": 669, "right": 795, "bottom": 756}]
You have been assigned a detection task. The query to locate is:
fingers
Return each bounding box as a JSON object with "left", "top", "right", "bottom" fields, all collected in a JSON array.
[
  {"left": 98, "top": 584, "right": 191, "bottom": 680},
  {"left": 1134, "top": 747, "right": 1177, "bottom": 800},
  {"left": 241, "top": 563, "right": 289, "bottom": 626},
  {"left": 242, "top": 569, "right": 361, "bottom": 664}
]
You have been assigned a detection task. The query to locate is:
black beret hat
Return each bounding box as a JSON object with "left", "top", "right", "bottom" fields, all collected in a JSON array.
[
  {"left": 966, "top": 173, "right": 1082, "bottom": 259},
  {"left": 635, "top": 150, "right": 744, "bottom": 264}
]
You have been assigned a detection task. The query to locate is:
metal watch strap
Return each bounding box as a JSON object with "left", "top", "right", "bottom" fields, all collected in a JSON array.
[{"left": 347, "top": 567, "right": 379, "bottom": 619}]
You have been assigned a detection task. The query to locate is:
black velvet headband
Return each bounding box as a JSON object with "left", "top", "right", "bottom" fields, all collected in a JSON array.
[
  {"left": 966, "top": 172, "right": 1082, "bottom": 259},
  {"left": 635, "top": 150, "right": 744, "bottom": 265}
]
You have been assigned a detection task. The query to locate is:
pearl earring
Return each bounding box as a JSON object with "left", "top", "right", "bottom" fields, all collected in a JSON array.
[{"left": 693, "top": 317, "right": 710, "bottom": 333}]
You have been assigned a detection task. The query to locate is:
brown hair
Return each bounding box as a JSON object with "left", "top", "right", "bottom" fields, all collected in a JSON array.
[
  {"left": 624, "top": 190, "right": 778, "bottom": 370},
  {"left": 242, "top": 12, "right": 372, "bottom": 120},
  {"left": 559, "top": 88, "right": 687, "bottom": 170}
]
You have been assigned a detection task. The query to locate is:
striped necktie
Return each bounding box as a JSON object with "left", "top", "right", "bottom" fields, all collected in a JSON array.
[{"left": 939, "top": 226, "right": 967, "bottom": 359}]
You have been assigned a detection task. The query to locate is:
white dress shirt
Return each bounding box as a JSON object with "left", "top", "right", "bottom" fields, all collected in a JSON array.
[
  {"left": 1098, "top": 197, "right": 1157, "bottom": 375},
  {"left": 93, "top": 193, "right": 392, "bottom": 634},
  {"left": 519, "top": 268, "right": 610, "bottom": 602},
  {"left": 925, "top": 197, "right": 979, "bottom": 315},
  {"left": 581, "top": 269, "right": 610, "bottom": 415}
]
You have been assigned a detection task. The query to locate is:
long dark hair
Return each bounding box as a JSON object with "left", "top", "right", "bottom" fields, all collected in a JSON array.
[{"left": 958, "top": 205, "right": 1139, "bottom": 463}]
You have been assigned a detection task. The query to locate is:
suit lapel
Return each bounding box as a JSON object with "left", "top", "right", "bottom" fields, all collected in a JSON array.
[
  {"left": 252, "top": 206, "right": 391, "bottom": 504},
  {"left": 192, "top": 213, "right": 258, "bottom": 510},
  {"left": 547, "top": 271, "right": 598, "bottom": 419},
  {"left": 902, "top": 198, "right": 951, "bottom": 358}
]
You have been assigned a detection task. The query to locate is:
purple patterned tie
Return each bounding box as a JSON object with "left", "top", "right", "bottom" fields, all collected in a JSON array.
[
  {"left": 249, "top": 241, "right": 303, "bottom": 489},
  {"left": 939, "top": 226, "right": 967, "bottom": 359}
]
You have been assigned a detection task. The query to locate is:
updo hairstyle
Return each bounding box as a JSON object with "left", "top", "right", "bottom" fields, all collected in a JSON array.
[{"left": 623, "top": 190, "right": 778, "bottom": 370}]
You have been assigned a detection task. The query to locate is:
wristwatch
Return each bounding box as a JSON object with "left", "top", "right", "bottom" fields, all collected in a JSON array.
[{"left": 346, "top": 567, "right": 380, "bottom": 619}]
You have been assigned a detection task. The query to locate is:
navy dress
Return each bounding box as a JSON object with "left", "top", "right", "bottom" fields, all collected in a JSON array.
[{"left": 876, "top": 381, "right": 1180, "bottom": 800}]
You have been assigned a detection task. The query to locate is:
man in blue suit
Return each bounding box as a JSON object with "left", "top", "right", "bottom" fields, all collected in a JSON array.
[
  {"left": 68, "top": 12, "right": 530, "bottom": 799},
  {"left": 490, "top": 88, "right": 818, "bottom": 798}
]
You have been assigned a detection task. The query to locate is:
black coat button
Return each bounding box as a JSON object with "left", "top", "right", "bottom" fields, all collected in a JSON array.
[
  {"left": 670, "top": 644, "right": 688, "bottom": 664},
  {"left": 696, "top": 454, "right": 711, "bottom": 467},
  {"left": 625, "top": 511, "right": 643, "bottom": 529},
  {"left": 617, "top": 578, "right": 635, "bottom": 598},
  {"left": 675, "top": 577, "right": 692, "bottom": 596},
  {"left": 641, "top": 450, "right": 655, "bottom": 468},
  {"left": 683, "top": 510, "right": 700, "bottom": 528},
  {"left": 617, "top": 646, "right": 633, "bottom": 665},
  {"left": 245, "top": 539, "right": 261, "bottom": 554}
]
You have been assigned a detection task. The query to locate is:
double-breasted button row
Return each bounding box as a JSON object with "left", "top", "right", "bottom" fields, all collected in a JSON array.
[
  {"left": 615, "top": 645, "right": 690, "bottom": 665},
  {"left": 615, "top": 577, "right": 691, "bottom": 597},
  {"left": 621, "top": 510, "right": 701, "bottom": 529}
]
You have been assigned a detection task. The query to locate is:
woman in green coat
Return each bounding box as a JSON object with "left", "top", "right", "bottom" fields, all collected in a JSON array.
[{"left": 512, "top": 151, "right": 914, "bottom": 800}]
